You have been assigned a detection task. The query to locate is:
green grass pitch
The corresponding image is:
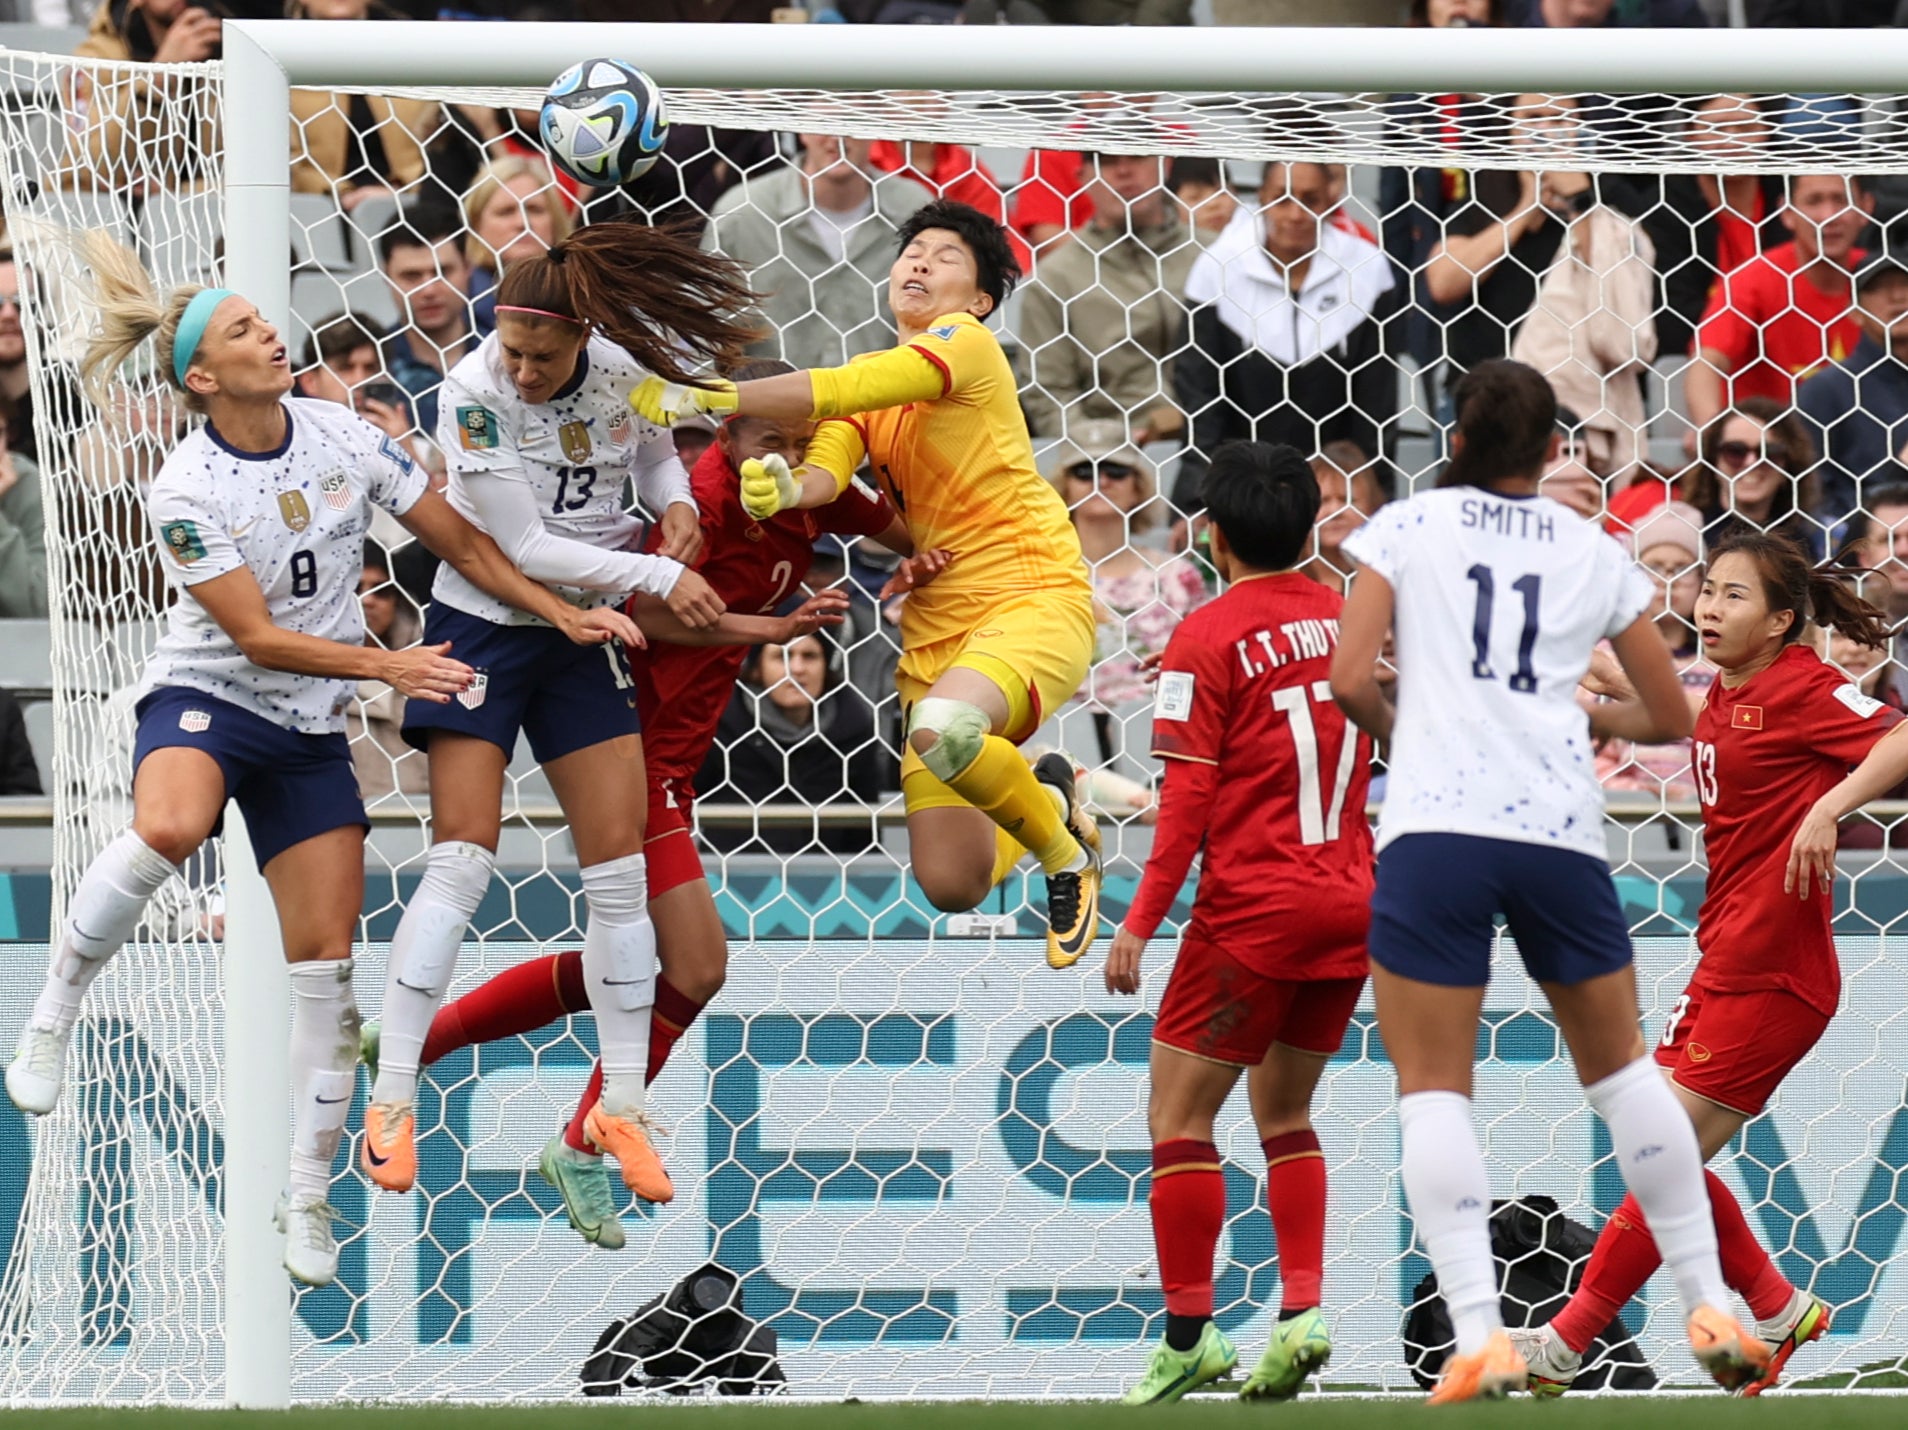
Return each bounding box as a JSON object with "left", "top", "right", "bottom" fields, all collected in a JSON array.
[{"left": 7, "top": 1397, "right": 1908, "bottom": 1429}]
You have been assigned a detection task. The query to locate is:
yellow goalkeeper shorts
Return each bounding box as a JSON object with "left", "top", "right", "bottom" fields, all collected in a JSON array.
[{"left": 895, "top": 589, "right": 1095, "bottom": 816}]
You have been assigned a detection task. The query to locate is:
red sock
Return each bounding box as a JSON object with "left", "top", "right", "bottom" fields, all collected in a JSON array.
[
  {"left": 1551, "top": 1195, "right": 1660, "bottom": 1355},
  {"left": 1151, "top": 1139, "right": 1225, "bottom": 1318},
  {"left": 1705, "top": 1169, "right": 1794, "bottom": 1321},
  {"left": 646, "top": 977, "right": 709, "bottom": 1084},
  {"left": 1263, "top": 1131, "right": 1326, "bottom": 1312},
  {"left": 421, "top": 951, "right": 587, "bottom": 1066},
  {"left": 564, "top": 1062, "right": 604, "bottom": 1153}
]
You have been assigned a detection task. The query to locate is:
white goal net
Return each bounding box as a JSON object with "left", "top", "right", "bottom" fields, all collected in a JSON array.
[{"left": 3, "top": 26, "right": 1908, "bottom": 1404}]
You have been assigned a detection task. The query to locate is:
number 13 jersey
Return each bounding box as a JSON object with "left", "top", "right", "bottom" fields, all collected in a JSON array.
[{"left": 1343, "top": 487, "right": 1652, "bottom": 859}]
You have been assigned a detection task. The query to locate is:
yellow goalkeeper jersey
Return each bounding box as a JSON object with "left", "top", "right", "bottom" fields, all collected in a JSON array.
[{"left": 807, "top": 313, "right": 1091, "bottom": 650}]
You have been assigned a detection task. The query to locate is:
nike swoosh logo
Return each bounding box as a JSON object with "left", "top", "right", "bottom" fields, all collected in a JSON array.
[
  {"left": 395, "top": 980, "right": 433, "bottom": 993},
  {"left": 231, "top": 520, "right": 258, "bottom": 538},
  {"left": 315, "top": 1094, "right": 349, "bottom": 1105},
  {"left": 602, "top": 978, "right": 647, "bottom": 986},
  {"left": 365, "top": 1145, "right": 390, "bottom": 1166}
]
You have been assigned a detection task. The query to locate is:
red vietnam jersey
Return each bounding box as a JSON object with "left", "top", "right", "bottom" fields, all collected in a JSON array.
[
  {"left": 631, "top": 443, "right": 896, "bottom": 791},
  {"left": 1144, "top": 572, "right": 1373, "bottom": 977},
  {"left": 1693, "top": 643, "right": 1901, "bottom": 1017}
]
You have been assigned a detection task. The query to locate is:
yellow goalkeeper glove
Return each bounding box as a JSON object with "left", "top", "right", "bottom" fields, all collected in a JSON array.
[
  {"left": 629, "top": 375, "right": 739, "bottom": 427},
  {"left": 739, "top": 454, "right": 800, "bottom": 520}
]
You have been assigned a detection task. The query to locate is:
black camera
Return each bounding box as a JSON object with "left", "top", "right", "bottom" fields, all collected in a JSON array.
[{"left": 581, "top": 1262, "right": 784, "bottom": 1398}]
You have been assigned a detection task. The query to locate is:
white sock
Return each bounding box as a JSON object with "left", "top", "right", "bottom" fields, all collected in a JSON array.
[
  {"left": 371, "top": 841, "right": 494, "bottom": 1105},
  {"left": 1585, "top": 1054, "right": 1728, "bottom": 1318},
  {"left": 288, "top": 958, "right": 359, "bottom": 1203},
  {"left": 31, "top": 831, "right": 178, "bottom": 1032},
  {"left": 1399, "top": 1090, "right": 1501, "bottom": 1356},
  {"left": 579, "top": 853, "right": 656, "bottom": 1117}
]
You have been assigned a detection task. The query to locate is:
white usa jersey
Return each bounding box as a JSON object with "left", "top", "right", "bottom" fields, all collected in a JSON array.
[
  {"left": 142, "top": 398, "right": 429, "bottom": 734},
  {"left": 1342, "top": 487, "right": 1653, "bottom": 858},
  {"left": 433, "top": 332, "right": 690, "bottom": 625}
]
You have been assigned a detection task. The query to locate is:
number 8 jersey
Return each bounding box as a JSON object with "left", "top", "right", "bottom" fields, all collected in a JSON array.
[
  {"left": 433, "top": 332, "right": 690, "bottom": 625},
  {"left": 1342, "top": 487, "right": 1653, "bottom": 859}
]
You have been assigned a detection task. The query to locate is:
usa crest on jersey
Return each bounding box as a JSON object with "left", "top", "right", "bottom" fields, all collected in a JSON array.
[
  {"left": 320, "top": 470, "right": 352, "bottom": 511},
  {"left": 178, "top": 708, "right": 212, "bottom": 733},
  {"left": 457, "top": 672, "right": 489, "bottom": 710}
]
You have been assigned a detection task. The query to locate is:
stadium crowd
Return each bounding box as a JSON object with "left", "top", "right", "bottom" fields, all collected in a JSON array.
[{"left": 0, "top": 0, "right": 1905, "bottom": 835}]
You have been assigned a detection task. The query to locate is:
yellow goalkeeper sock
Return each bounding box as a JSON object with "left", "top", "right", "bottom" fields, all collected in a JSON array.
[
  {"left": 990, "top": 825, "right": 1025, "bottom": 889},
  {"left": 943, "top": 735, "right": 1082, "bottom": 876}
]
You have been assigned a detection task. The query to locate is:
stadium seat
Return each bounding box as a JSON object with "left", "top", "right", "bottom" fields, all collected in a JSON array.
[
  {"left": 288, "top": 191, "right": 356, "bottom": 273},
  {"left": 0, "top": 620, "right": 53, "bottom": 692},
  {"left": 292, "top": 267, "right": 401, "bottom": 340}
]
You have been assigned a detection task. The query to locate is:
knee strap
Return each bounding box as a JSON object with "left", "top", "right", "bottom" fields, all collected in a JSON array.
[{"left": 909, "top": 698, "right": 993, "bottom": 784}]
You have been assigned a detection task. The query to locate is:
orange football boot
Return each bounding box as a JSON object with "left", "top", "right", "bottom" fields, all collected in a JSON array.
[
  {"left": 1427, "top": 1329, "right": 1528, "bottom": 1405},
  {"left": 360, "top": 1101, "right": 417, "bottom": 1192},
  {"left": 1689, "top": 1304, "right": 1772, "bottom": 1393},
  {"left": 584, "top": 1103, "right": 675, "bottom": 1204}
]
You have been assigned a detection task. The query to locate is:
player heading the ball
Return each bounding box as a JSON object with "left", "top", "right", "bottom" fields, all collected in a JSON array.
[
  {"left": 4, "top": 231, "right": 639, "bottom": 1289},
  {"left": 1330, "top": 359, "right": 1768, "bottom": 1403},
  {"left": 362, "top": 219, "right": 760, "bottom": 1207},
  {"left": 632, "top": 199, "right": 1104, "bottom": 971},
  {"left": 1105, "top": 441, "right": 1372, "bottom": 1405}
]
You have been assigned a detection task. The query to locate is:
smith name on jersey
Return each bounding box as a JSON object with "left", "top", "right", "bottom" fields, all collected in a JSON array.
[{"left": 143, "top": 398, "right": 428, "bottom": 734}]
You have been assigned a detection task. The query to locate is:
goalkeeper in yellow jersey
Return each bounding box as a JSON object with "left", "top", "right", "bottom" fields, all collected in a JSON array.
[{"left": 635, "top": 199, "right": 1101, "bottom": 968}]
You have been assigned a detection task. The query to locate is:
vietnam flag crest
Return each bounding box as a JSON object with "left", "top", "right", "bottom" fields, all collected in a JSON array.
[{"left": 1732, "top": 705, "right": 1764, "bottom": 731}]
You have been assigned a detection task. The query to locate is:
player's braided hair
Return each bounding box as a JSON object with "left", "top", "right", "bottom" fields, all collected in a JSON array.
[
  {"left": 497, "top": 217, "right": 763, "bottom": 387},
  {"left": 1709, "top": 530, "right": 1891, "bottom": 649},
  {"left": 1438, "top": 358, "right": 1556, "bottom": 491}
]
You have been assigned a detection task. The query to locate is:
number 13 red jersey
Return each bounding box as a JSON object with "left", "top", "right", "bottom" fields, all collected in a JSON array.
[
  {"left": 1692, "top": 643, "right": 1900, "bottom": 1017},
  {"left": 1148, "top": 572, "right": 1373, "bottom": 977}
]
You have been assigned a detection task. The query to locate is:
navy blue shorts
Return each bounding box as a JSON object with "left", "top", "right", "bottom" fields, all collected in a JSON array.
[
  {"left": 400, "top": 601, "right": 640, "bottom": 763},
  {"left": 133, "top": 687, "right": 368, "bottom": 871},
  {"left": 1368, "top": 833, "right": 1634, "bottom": 988}
]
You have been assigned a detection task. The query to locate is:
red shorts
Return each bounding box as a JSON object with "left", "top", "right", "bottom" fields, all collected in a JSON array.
[
  {"left": 1153, "top": 936, "right": 1365, "bottom": 1067},
  {"left": 1654, "top": 983, "right": 1831, "bottom": 1117},
  {"left": 644, "top": 782, "right": 705, "bottom": 899}
]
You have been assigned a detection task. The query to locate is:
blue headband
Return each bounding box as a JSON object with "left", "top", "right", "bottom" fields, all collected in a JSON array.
[{"left": 172, "top": 287, "right": 238, "bottom": 387}]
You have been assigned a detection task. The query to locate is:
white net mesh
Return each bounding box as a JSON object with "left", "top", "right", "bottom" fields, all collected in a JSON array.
[{"left": 3, "top": 42, "right": 1908, "bottom": 1403}]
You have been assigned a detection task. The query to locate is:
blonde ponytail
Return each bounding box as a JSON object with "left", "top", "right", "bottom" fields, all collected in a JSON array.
[{"left": 75, "top": 229, "right": 204, "bottom": 411}]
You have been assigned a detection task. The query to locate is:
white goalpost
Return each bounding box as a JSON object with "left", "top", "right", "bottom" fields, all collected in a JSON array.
[{"left": 4, "top": 16, "right": 1908, "bottom": 1408}]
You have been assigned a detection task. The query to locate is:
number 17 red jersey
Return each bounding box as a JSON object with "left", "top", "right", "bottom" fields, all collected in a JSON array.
[{"left": 1134, "top": 571, "right": 1373, "bottom": 979}]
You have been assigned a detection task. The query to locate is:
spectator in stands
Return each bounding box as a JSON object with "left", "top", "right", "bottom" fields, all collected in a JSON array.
[
  {"left": 0, "top": 687, "right": 40, "bottom": 798},
  {"left": 1506, "top": 97, "right": 1658, "bottom": 480},
  {"left": 348, "top": 542, "right": 427, "bottom": 802},
  {"left": 68, "top": 0, "right": 222, "bottom": 193},
  {"left": 1047, "top": 422, "right": 1205, "bottom": 761},
  {"left": 1018, "top": 153, "right": 1195, "bottom": 443},
  {"left": 1685, "top": 174, "right": 1872, "bottom": 441},
  {"left": 1643, "top": 94, "right": 1785, "bottom": 360},
  {"left": 297, "top": 311, "right": 436, "bottom": 500},
  {"left": 462, "top": 154, "right": 575, "bottom": 335},
  {"left": 1301, "top": 440, "right": 1385, "bottom": 594},
  {"left": 1516, "top": 0, "right": 1706, "bottom": 23},
  {"left": 0, "top": 257, "right": 34, "bottom": 468},
  {"left": 0, "top": 413, "right": 46, "bottom": 620},
  {"left": 1594, "top": 500, "right": 1706, "bottom": 801},
  {"left": 1537, "top": 412, "right": 1607, "bottom": 522},
  {"left": 378, "top": 203, "right": 476, "bottom": 434},
  {"left": 1844, "top": 482, "right": 1908, "bottom": 624},
  {"left": 867, "top": 126, "right": 1021, "bottom": 266},
  {"left": 286, "top": 0, "right": 438, "bottom": 211},
  {"left": 1685, "top": 397, "right": 1823, "bottom": 555},
  {"left": 1166, "top": 157, "right": 1237, "bottom": 243},
  {"left": 1798, "top": 246, "right": 1908, "bottom": 529},
  {"left": 698, "top": 631, "right": 890, "bottom": 856},
  {"left": 1174, "top": 160, "right": 1397, "bottom": 510},
  {"left": 704, "top": 133, "right": 933, "bottom": 371}
]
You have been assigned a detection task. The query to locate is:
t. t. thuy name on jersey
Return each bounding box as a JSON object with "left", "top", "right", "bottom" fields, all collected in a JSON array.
[
  {"left": 1460, "top": 495, "right": 1558, "bottom": 542},
  {"left": 1231, "top": 617, "right": 1341, "bottom": 677}
]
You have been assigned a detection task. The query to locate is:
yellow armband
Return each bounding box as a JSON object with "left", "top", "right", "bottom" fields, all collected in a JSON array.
[{"left": 808, "top": 345, "right": 949, "bottom": 420}]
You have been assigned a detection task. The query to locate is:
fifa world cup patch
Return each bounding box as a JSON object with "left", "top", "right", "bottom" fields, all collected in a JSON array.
[
  {"left": 178, "top": 709, "right": 212, "bottom": 733},
  {"left": 277, "top": 489, "right": 312, "bottom": 533},
  {"left": 927, "top": 324, "right": 960, "bottom": 341},
  {"left": 160, "top": 520, "right": 207, "bottom": 565},
  {"left": 457, "top": 671, "right": 489, "bottom": 710},
  {"left": 559, "top": 420, "right": 593, "bottom": 464},
  {"left": 1154, "top": 670, "right": 1195, "bottom": 722},
  {"left": 1834, "top": 683, "right": 1886, "bottom": 719},
  {"left": 457, "top": 405, "right": 500, "bottom": 451},
  {"left": 319, "top": 470, "right": 352, "bottom": 511}
]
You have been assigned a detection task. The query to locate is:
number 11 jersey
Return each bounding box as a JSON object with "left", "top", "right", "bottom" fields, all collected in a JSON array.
[{"left": 1343, "top": 488, "right": 1652, "bottom": 859}]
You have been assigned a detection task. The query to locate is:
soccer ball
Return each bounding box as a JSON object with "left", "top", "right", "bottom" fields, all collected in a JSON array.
[{"left": 539, "top": 58, "right": 668, "bottom": 188}]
